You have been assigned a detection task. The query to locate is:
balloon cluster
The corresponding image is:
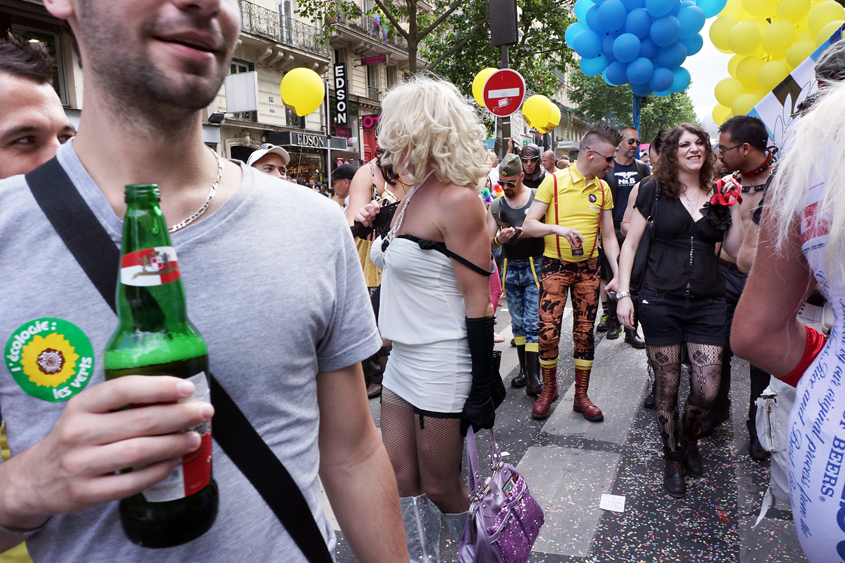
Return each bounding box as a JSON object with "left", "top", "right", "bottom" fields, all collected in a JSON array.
[
  {"left": 280, "top": 68, "right": 325, "bottom": 116},
  {"left": 522, "top": 95, "right": 562, "bottom": 133},
  {"left": 565, "top": 0, "right": 726, "bottom": 97},
  {"left": 373, "top": 13, "right": 389, "bottom": 44},
  {"left": 710, "top": 0, "right": 845, "bottom": 123}
]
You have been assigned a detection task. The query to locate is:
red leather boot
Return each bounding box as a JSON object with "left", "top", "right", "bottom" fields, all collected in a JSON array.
[
  {"left": 531, "top": 363, "right": 559, "bottom": 420},
  {"left": 573, "top": 367, "right": 603, "bottom": 422}
]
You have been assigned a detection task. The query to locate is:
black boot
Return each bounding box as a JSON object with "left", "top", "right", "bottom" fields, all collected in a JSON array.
[
  {"left": 680, "top": 435, "right": 704, "bottom": 478},
  {"left": 597, "top": 302, "right": 609, "bottom": 332},
  {"left": 749, "top": 434, "right": 771, "bottom": 461},
  {"left": 624, "top": 328, "right": 646, "bottom": 349},
  {"left": 664, "top": 450, "right": 686, "bottom": 498},
  {"left": 511, "top": 345, "right": 527, "bottom": 388},
  {"left": 606, "top": 299, "right": 620, "bottom": 340},
  {"left": 643, "top": 376, "right": 656, "bottom": 409},
  {"left": 525, "top": 350, "right": 543, "bottom": 396}
]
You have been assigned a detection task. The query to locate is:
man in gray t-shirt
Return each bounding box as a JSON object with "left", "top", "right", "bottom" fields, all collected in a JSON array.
[{"left": 0, "top": 2, "right": 407, "bottom": 562}]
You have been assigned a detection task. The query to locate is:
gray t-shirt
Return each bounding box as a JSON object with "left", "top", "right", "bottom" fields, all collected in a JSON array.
[{"left": 0, "top": 141, "right": 381, "bottom": 562}]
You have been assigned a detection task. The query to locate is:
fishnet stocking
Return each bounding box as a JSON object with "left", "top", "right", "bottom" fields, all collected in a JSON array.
[
  {"left": 649, "top": 345, "right": 682, "bottom": 452},
  {"left": 381, "top": 388, "right": 469, "bottom": 514},
  {"left": 683, "top": 343, "right": 722, "bottom": 440}
]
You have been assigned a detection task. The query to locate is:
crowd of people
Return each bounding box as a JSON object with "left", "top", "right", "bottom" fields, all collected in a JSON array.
[{"left": 0, "top": 1, "right": 844, "bottom": 561}]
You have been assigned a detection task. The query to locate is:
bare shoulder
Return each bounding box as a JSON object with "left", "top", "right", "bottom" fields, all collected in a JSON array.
[{"left": 439, "top": 184, "right": 486, "bottom": 222}]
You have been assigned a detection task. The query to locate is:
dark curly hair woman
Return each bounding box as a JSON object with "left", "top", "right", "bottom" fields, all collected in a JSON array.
[{"left": 614, "top": 124, "right": 745, "bottom": 498}]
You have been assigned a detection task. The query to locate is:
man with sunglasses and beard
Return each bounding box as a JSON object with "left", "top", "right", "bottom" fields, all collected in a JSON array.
[
  {"left": 487, "top": 154, "right": 546, "bottom": 399},
  {"left": 599, "top": 127, "right": 649, "bottom": 347},
  {"left": 520, "top": 144, "right": 546, "bottom": 188}
]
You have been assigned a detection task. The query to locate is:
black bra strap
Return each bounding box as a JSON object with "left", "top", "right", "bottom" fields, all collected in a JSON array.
[{"left": 397, "top": 234, "right": 492, "bottom": 276}]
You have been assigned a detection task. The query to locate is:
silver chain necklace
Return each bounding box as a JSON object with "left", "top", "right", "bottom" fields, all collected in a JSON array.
[
  {"left": 682, "top": 186, "right": 701, "bottom": 215},
  {"left": 169, "top": 146, "right": 224, "bottom": 234}
]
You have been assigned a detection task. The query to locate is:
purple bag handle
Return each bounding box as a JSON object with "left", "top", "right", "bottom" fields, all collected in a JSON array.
[{"left": 466, "top": 429, "right": 484, "bottom": 498}]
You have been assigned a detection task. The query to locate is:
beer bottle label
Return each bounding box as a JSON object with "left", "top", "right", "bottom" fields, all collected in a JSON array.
[
  {"left": 142, "top": 371, "right": 212, "bottom": 503},
  {"left": 120, "top": 247, "right": 181, "bottom": 287}
]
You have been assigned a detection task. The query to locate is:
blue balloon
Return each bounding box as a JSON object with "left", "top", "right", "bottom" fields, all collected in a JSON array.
[
  {"left": 602, "top": 35, "right": 618, "bottom": 60},
  {"left": 612, "top": 33, "right": 642, "bottom": 62},
  {"left": 606, "top": 60, "right": 629, "bottom": 84},
  {"left": 650, "top": 67, "right": 674, "bottom": 91},
  {"left": 650, "top": 16, "right": 681, "bottom": 47},
  {"left": 574, "top": 0, "right": 594, "bottom": 21},
  {"left": 657, "top": 41, "right": 688, "bottom": 67},
  {"left": 653, "top": 89, "right": 673, "bottom": 97},
  {"left": 625, "top": 8, "right": 653, "bottom": 38},
  {"left": 645, "top": 0, "right": 674, "bottom": 18},
  {"left": 580, "top": 54, "right": 610, "bottom": 76},
  {"left": 586, "top": 5, "right": 604, "bottom": 32},
  {"left": 677, "top": 6, "right": 705, "bottom": 38},
  {"left": 598, "top": 0, "right": 627, "bottom": 32},
  {"left": 566, "top": 22, "right": 590, "bottom": 46},
  {"left": 670, "top": 66, "right": 691, "bottom": 92},
  {"left": 626, "top": 57, "right": 655, "bottom": 84},
  {"left": 622, "top": 0, "right": 645, "bottom": 9},
  {"left": 669, "top": 0, "right": 683, "bottom": 16},
  {"left": 631, "top": 82, "right": 654, "bottom": 96},
  {"left": 639, "top": 37, "right": 659, "bottom": 59},
  {"left": 695, "top": 0, "right": 727, "bottom": 17},
  {"left": 679, "top": 33, "right": 704, "bottom": 56},
  {"left": 572, "top": 29, "right": 603, "bottom": 58},
  {"left": 603, "top": 69, "right": 614, "bottom": 86},
  {"left": 680, "top": 0, "right": 696, "bottom": 7}
]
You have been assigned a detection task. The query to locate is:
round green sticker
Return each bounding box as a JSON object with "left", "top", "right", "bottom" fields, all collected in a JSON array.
[{"left": 4, "top": 318, "right": 95, "bottom": 402}]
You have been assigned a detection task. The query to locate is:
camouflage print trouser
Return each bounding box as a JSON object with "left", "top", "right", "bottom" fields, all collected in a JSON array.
[{"left": 538, "top": 257, "right": 601, "bottom": 370}]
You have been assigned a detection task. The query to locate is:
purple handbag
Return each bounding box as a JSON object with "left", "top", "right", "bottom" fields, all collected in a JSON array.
[{"left": 458, "top": 430, "right": 544, "bottom": 563}]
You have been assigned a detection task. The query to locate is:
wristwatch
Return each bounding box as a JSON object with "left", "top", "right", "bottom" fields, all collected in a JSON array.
[{"left": 615, "top": 291, "right": 632, "bottom": 300}]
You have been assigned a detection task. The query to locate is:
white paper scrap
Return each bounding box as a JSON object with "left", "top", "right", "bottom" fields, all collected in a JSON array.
[{"left": 600, "top": 494, "right": 626, "bottom": 513}]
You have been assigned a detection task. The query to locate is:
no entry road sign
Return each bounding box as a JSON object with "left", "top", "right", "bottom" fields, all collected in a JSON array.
[{"left": 482, "top": 69, "right": 526, "bottom": 117}]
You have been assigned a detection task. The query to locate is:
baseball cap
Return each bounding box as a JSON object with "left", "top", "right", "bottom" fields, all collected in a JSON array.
[
  {"left": 499, "top": 154, "right": 523, "bottom": 177},
  {"left": 332, "top": 163, "right": 358, "bottom": 181},
  {"left": 247, "top": 144, "right": 290, "bottom": 167}
]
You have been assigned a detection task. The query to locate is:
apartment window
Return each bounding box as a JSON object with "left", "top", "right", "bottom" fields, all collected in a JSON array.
[
  {"left": 334, "top": 48, "right": 347, "bottom": 66},
  {"left": 367, "top": 64, "right": 378, "bottom": 100},
  {"left": 386, "top": 66, "right": 396, "bottom": 89},
  {"left": 12, "top": 27, "right": 68, "bottom": 106},
  {"left": 229, "top": 60, "right": 257, "bottom": 122}
]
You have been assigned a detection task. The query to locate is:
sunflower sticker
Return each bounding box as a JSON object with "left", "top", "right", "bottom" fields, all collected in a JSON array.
[{"left": 5, "top": 318, "right": 94, "bottom": 402}]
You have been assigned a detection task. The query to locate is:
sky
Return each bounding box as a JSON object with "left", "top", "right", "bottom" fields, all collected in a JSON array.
[{"left": 685, "top": 19, "right": 734, "bottom": 124}]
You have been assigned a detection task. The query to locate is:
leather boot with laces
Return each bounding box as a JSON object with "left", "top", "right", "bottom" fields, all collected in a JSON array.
[
  {"left": 664, "top": 450, "right": 686, "bottom": 498},
  {"left": 573, "top": 367, "right": 603, "bottom": 422},
  {"left": 531, "top": 363, "right": 559, "bottom": 419}
]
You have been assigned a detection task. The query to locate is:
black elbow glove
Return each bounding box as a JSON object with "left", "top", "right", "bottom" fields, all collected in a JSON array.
[{"left": 461, "top": 315, "right": 495, "bottom": 436}]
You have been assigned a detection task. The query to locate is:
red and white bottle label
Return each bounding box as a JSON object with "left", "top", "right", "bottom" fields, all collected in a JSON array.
[
  {"left": 120, "top": 247, "right": 181, "bottom": 287},
  {"left": 143, "top": 371, "right": 212, "bottom": 503}
]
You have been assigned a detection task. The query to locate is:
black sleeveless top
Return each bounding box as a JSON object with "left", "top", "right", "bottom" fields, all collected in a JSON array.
[{"left": 496, "top": 191, "right": 545, "bottom": 260}]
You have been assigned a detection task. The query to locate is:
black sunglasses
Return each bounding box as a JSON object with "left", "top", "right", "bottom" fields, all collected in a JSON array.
[
  {"left": 521, "top": 156, "right": 540, "bottom": 163},
  {"left": 627, "top": 138, "right": 640, "bottom": 145},
  {"left": 497, "top": 179, "right": 519, "bottom": 188},
  {"left": 586, "top": 147, "right": 614, "bottom": 163}
]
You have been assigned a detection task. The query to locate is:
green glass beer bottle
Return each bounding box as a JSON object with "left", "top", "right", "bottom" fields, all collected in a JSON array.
[{"left": 104, "top": 184, "right": 218, "bottom": 548}]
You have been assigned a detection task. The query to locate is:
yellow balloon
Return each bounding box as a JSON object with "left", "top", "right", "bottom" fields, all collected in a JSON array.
[
  {"left": 758, "top": 59, "right": 790, "bottom": 91},
  {"left": 712, "top": 104, "right": 732, "bottom": 125},
  {"left": 728, "top": 54, "right": 744, "bottom": 78},
  {"left": 786, "top": 40, "right": 818, "bottom": 67},
  {"left": 522, "top": 95, "right": 554, "bottom": 133},
  {"left": 710, "top": 16, "right": 738, "bottom": 51},
  {"left": 797, "top": 27, "right": 814, "bottom": 42},
  {"left": 777, "top": 0, "right": 811, "bottom": 22},
  {"left": 762, "top": 20, "right": 797, "bottom": 56},
  {"left": 737, "top": 56, "right": 764, "bottom": 90},
  {"left": 546, "top": 103, "right": 562, "bottom": 132},
  {"left": 742, "top": 0, "right": 776, "bottom": 18},
  {"left": 279, "top": 68, "right": 325, "bottom": 117},
  {"left": 715, "top": 77, "right": 746, "bottom": 106},
  {"left": 728, "top": 22, "right": 762, "bottom": 54},
  {"left": 732, "top": 93, "right": 761, "bottom": 115},
  {"left": 472, "top": 68, "right": 497, "bottom": 107},
  {"left": 817, "top": 20, "right": 845, "bottom": 45},
  {"left": 808, "top": 1, "right": 845, "bottom": 35},
  {"left": 752, "top": 87, "right": 770, "bottom": 99},
  {"left": 719, "top": 0, "right": 745, "bottom": 19}
]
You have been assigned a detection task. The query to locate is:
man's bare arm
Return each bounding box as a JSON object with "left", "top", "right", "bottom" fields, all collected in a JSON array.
[
  {"left": 737, "top": 221, "right": 758, "bottom": 274},
  {"left": 318, "top": 363, "right": 408, "bottom": 563}
]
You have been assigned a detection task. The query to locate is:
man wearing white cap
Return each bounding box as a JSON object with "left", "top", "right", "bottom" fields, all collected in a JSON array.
[{"left": 247, "top": 143, "right": 290, "bottom": 180}]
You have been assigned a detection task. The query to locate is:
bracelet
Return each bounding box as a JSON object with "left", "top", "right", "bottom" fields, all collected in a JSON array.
[
  {"left": 0, "top": 516, "right": 51, "bottom": 536},
  {"left": 493, "top": 236, "right": 500, "bottom": 246}
]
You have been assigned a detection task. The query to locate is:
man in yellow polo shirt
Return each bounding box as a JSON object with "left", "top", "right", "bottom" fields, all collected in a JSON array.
[{"left": 522, "top": 126, "right": 622, "bottom": 421}]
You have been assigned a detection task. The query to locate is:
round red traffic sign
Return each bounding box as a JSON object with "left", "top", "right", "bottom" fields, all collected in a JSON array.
[{"left": 482, "top": 69, "right": 526, "bottom": 117}]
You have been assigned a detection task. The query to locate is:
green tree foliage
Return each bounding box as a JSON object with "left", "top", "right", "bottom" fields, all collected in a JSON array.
[
  {"left": 423, "top": 0, "right": 577, "bottom": 99},
  {"left": 568, "top": 72, "right": 699, "bottom": 142}
]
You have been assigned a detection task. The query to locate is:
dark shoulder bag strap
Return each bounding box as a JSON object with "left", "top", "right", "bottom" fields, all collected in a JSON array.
[
  {"left": 635, "top": 159, "right": 649, "bottom": 182},
  {"left": 25, "top": 158, "right": 333, "bottom": 563}
]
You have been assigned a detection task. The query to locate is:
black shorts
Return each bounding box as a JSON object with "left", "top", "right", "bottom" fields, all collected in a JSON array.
[{"left": 638, "top": 287, "right": 726, "bottom": 347}]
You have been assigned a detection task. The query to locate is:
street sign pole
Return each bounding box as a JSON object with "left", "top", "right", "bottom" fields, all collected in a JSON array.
[{"left": 500, "top": 45, "right": 510, "bottom": 160}]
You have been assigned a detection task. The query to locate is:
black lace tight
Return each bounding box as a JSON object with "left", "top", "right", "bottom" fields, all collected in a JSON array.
[{"left": 649, "top": 343, "right": 722, "bottom": 452}]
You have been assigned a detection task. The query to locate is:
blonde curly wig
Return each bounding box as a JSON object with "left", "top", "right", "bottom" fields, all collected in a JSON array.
[{"left": 377, "top": 75, "right": 488, "bottom": 189}]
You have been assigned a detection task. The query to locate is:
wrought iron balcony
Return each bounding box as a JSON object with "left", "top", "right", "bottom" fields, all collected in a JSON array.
[
  {"left": 367, "top": 86, "right": 380, "bottom": 100},
  {"left": 333, "top": 12, "right": 409, "bottom": 52},
  {"left": 239, "top": 0, "right": 330, "bottom": 58}
]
